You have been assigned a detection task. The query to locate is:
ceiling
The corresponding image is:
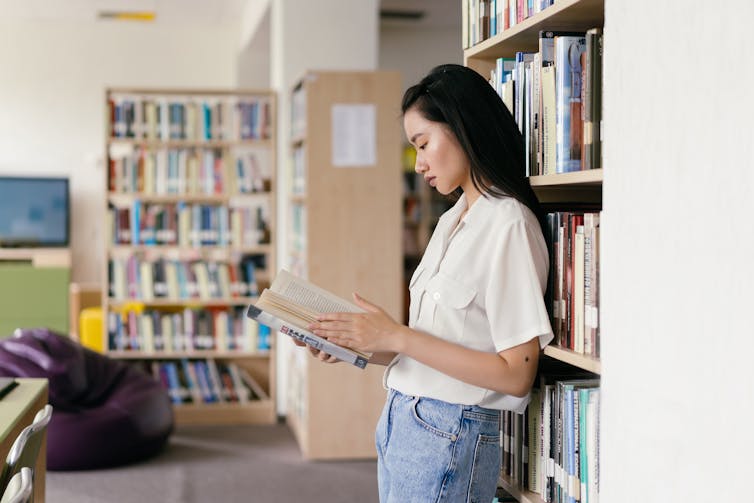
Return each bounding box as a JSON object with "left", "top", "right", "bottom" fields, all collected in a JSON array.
[{"left": 0, "top": 0, "right": 458, "bottom": 28}]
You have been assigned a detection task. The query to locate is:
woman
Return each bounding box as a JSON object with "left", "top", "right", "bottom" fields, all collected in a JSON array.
[{"left": 308, "top": 64, "right": 553, "bottom": 503}]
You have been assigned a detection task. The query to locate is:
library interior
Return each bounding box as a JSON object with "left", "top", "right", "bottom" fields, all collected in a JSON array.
[{"left": 0, "top": 0, "right": 751, "bottom": 502}]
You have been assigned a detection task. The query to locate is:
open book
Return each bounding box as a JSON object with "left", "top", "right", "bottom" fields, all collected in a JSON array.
[{"left": 246, "top": 269, "right": 370, "bottom": 369}]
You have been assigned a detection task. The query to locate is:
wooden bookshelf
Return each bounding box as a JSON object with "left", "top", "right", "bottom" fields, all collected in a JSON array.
[
  {"left": 499, "top": 474, "right": 546, "bottom": 503},
  {"left": 463, "top": 1, "right": 603, "bottom": 501},
  {"left": 102, "top": 88, "right": 278, "bottom": 425},
  {"left": 529, "top": 168, "right": 602, "bottom": 187},
  {"left": 465, "top": 0, "right": 604, "bottom": 70},
  {"left": 543, "top": 345, "right": 601, "bottom": 374},
  {"left": 286, "top": 70, "right": 402, "bottom": 460}
]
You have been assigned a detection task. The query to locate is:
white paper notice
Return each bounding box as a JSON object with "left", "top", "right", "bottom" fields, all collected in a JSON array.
[{"left": 331, "top": 104, "right": 376, "bottom": 167}]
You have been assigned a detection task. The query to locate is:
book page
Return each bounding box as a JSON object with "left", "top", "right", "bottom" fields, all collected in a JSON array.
[{"left": 270, "top": 269, "right": 363, "bottom": 314}]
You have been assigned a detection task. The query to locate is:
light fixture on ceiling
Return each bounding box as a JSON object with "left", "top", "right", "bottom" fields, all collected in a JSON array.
[
  {"left": 97, "top": 10, "right": 156, "bottom": 21},
  {"left": 379, "top": 9, "right": 425, "bottom": 21},
  {"left": 96, "top": 0, "right": 156, "bottom": 22}
]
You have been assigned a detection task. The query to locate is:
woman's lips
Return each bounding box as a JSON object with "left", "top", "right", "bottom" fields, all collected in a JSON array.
[{"left": 426, "top": 176, "right": 436, "bottom": 187}]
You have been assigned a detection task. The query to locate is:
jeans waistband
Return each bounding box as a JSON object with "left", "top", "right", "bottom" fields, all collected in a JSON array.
[{"left": 389, "top": 389, "right": 501, "bottom": 425}]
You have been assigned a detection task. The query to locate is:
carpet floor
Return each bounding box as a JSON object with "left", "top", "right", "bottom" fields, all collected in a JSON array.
[{"left": 46, "top": 421, "right": 379, "bottom": 503}]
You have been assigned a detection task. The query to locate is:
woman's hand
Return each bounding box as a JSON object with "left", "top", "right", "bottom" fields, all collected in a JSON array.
[
  {"left": 309, "top": 293, "right": 404, "bottom": 353},
  {"left": 290, "top": 338, "right": 340, "bottom": 363}
]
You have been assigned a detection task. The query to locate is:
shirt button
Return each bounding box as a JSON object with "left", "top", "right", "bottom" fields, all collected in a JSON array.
[{"left": 433, "top": 292, "right": 441, "bottom": 301}]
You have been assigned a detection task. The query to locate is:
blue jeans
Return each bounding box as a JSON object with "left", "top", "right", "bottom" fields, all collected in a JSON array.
[{"left": 376, "top": 389, "right": 501, "bottom": 503}]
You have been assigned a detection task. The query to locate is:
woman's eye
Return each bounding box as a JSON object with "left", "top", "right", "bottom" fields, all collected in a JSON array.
[{"left": 419, "top": 143, "right": 427, "bottom": 150}]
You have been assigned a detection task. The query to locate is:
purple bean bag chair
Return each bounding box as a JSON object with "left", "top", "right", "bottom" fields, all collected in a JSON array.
[{"left": 0, "top": 327, "right": 174, "bottom": 471}]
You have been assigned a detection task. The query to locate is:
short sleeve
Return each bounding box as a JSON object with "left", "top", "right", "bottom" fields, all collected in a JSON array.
[{"left": 486, "top": 219, "right": 554, "bottom": 352}]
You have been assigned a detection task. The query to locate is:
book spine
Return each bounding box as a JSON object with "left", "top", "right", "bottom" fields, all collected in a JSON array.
[
  {"left": 554, "top": 36, "right": 586, "bottom": 173},
  {"left": 247, "top": 306, "right": 368, "bottom": 369}
]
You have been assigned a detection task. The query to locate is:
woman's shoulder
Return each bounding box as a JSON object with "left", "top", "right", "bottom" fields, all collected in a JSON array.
[{"left": 486, "top": 195, "right": 538, "bottom": 228}]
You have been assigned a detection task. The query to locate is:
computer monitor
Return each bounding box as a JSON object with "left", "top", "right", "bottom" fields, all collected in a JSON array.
[{"left": 0, "top": 176, "right": 70, "bottom": 247}]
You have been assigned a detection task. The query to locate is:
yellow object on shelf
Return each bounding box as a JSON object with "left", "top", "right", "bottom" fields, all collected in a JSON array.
[{"left": 79, "top": 307, "right": 104, "bottom": 353}]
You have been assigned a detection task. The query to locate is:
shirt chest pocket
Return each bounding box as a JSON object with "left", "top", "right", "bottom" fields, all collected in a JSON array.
[
  {"left": 408, "top": 267, "right": 431, "bottom": 325},
  {"left": 423, "top": 273, "right": 477, "bottom": 342}
]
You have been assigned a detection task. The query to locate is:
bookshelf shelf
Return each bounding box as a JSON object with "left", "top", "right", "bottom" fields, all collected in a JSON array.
[
  {"left": 108, "top": 244, "right": 272, "bottom": 255},
  {"left": 543, "top": 345, "right": 601, "bottom": 374},
  {"left": 107, "top": 193, "right": 272, "bottom": 205},
  {"left": 529, "top": 168, "right": 602, "bottom": 187},
  {"left": 108, "top": 138, "right": 273, "bottom": 149},
  {"left": 173, "top": 400, "right": 274, "bottom": 425},
  {"left": 108, "top": 298, "right": 258, "bottom": 308},
  {"left": 465, "top": 0, "right": 604, "bottom": 60},
  {"left": 285, "top": 70, "right": 402, "bottom": 460},
  {"left": 109, "top": 350, "right": 271, "bottom": 359},
  {"left": 103, "top": 87, "right": 277, "bottom": 426},
  {"left": 463, "top": 1, "right": 603, "bottom": 501},
  {"left": 498, "top": 474, "right": 546, "bottom": 503}
]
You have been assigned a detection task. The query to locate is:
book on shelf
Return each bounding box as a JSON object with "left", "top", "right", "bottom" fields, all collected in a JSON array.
[
  {"left": 583, "top": 28, "right": 603, "bottom": 171},
  {"left": 554, "top": 35, "right": 587, "bottom": 173},
  {"left": 246, "top": 269, "right": 371, "bottom": 369}
]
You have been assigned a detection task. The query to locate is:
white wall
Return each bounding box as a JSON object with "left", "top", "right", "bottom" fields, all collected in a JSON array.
[
  {"left": 601, "top": 1, "right": 754, "bottom": 500},
  {"left": 0, "top": 21, "right": 238, "bottom": 283},
  {"left": 379, "top": 25, "right": 463, "bottom": 91}
]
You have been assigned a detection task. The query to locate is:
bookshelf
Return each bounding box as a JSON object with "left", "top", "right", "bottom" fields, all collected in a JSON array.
[
  {"left": 463, "top": 1, "right": 604, "bottom": 501},
  {"left": 103, "top": 88, "right": 277, "bottom": 425},
  {"left": 287, "top": 70, "right": 402, "bottom": 459}
]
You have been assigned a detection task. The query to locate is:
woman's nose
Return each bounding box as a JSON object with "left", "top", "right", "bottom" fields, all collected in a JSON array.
[{"left": 414, "top": 156, "right": 427, "bottom": 174}]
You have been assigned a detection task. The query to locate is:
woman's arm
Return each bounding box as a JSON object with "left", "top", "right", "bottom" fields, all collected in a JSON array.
[{"left": 310, "top": 293, "right": 540, "bottom": 397}]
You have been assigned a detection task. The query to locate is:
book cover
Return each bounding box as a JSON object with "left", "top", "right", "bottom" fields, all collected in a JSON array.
[
  {"left": 554, "top": 35, "right": 587, "bottom": 173},
  {"left": 538, "top": 31, "right": 585, "bottom": 64},
  {"left": 584, "top": 28, "right": 603, "bottom": 171},
  {"left": 247, "top": 269, "right": 371, "bottom": 369},
  {"left": 540, "top": 65, "right": 557, "bottom": 175}
]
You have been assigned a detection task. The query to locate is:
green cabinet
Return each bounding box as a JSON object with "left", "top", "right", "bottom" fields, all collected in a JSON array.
[{"left": 0, "top": 263, "right": 69, "bottom": 337}]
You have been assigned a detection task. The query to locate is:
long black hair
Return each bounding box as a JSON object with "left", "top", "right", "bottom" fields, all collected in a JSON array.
[{"left": 402, "top": 64, "right": 544, "bottom": 228}]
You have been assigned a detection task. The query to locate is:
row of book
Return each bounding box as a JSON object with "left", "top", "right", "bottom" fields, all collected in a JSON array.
[
  {"left": 108, "top": 145, "right": 271, "bottom": 195},
  {"left": 504, "top": 377, "right": 600, "bottom": 503},
  {"left": 108, "top": 255, "right": 263, "bottom": 302},
  {"left": 463, "top": 0, "right": 558, "bottom": 48},
  {"left": 108, "top": 201, "right": 271, "bottom": 248},
  {"left": 288, "top": 203, "right": 308, "bottom": 280},
  {"left": 151, "top": 359, "right": 267, "bottom": 405},
  {"left": 290, "top": 86, "right": 307, "bottom": 140},
  {"left": 109, "top": 95, "right": 272, "bottom": 141},
  {"left": 547, "top": 211, "right": 600, "bottom": 357},
  {"left": 108, "top": 307, "right": 271, "bottom": 353},
  {"left": 291, "top": 146, "right": 306, "bottom": 195},
  {"left": 492, "top": 29, "right": 603, "bottom": 176}
]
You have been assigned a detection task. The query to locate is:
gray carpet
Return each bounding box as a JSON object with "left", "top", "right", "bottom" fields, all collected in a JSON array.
[{"left": 47, "top": 421, "right": 379, "bottom": 503}]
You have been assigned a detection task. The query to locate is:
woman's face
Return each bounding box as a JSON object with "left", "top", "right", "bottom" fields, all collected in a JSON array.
[{"left": 403, "top": 108, "right": 472, "bottom": 196}]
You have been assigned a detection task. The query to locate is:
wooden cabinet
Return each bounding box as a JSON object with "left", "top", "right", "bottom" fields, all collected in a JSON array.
[
  {"left": 463, "top": 1, "right": 604, "bottom": 500},
  {"left": 287, "top": 70, "right": 402, "bottom": 459},
  {"left": 103, "top": 88, "right": 277, "bottom": 425},
  {"left": 0, "top": 249, "right": 70, "bottom": 338}
]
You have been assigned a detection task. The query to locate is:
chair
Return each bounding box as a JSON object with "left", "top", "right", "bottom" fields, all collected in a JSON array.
[
  {"left": 0, "top": 405, "right": 52, "bottom": 498},
  {"left": 0, "top": 328, "right": 174, "bottom": 470},
  {"left": 0, "top": 467, "right": 32, "bottom": 503}
]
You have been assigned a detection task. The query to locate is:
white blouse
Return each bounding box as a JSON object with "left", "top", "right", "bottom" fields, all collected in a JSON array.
[{"left": 384, "top": 192, "right": 554, "bottom": 413}]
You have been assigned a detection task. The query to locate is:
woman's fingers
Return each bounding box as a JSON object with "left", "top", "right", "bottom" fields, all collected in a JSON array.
[
  {"left": 308, "top": 346, "right": 338, "bottom": 363},
  {"left": 352, "top": 292, "right": 381, "bottom": 313}
]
